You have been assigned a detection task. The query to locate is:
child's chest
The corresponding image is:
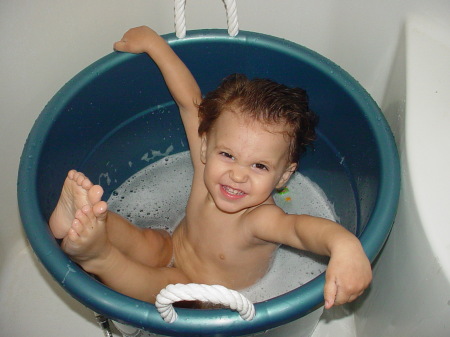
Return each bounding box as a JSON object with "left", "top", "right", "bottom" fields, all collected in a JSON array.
[{"left": 185, "top": 202, "right": 253, "bottom": 261}]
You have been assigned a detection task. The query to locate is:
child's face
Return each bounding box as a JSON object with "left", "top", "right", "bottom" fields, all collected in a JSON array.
[{"left": 200, "top": 110, "right": 296, "bottom": 214}]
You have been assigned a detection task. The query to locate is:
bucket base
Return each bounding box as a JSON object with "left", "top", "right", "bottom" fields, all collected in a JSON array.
[{"left": 113, "top": 306, "right": 323, "bottom": 337}]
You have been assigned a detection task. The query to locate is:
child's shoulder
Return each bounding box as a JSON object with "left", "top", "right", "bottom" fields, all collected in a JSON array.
[
  {"left": 239, "top": 202, "right": 294, "bottom": 244},
  {"left": 243, "top": 202, "right": 287, "bottom": 225}
]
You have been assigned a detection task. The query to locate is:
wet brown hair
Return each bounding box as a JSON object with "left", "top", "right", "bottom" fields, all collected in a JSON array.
[{"left": 198, "top": 74, "right": 318, "bottom": 163}]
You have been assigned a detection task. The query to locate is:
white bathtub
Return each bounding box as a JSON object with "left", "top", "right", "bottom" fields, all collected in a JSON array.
[
  {"left": 354, "top": 15, "right": 450, "bottom": 337},
  {"left": 1, "top": 1, "right": 450, "bottom": 336}
]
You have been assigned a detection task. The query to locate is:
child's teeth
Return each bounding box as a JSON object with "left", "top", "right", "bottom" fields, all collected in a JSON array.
[{"left": 225, "top": 186, "right": 244, "bottom": 195}]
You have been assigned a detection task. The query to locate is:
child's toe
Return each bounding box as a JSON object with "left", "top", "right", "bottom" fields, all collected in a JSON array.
[
  {"left": 81, "top": 205, "right": 97, "bottom": 223},
  {"left": 71, "top": 218, "right": 84, "bottom": 235}
]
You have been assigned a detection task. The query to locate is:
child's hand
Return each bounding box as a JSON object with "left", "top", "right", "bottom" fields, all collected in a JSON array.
[
  {"left": 323, "top": 241, "right": 372, "bottom": 309},
  {"left": 114, "top": 26, "right": 159, "bottom": 54}
]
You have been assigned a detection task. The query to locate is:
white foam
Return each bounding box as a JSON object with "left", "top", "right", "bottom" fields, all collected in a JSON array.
[
  {"left": 108, "top": 152, "right": 193, "bottom": 231},
  {"left": 108, "top": 151, "right": 336, "bottom": 302}
]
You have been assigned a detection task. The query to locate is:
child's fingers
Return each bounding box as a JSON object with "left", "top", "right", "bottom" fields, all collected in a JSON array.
[
  {"left": 113, "top": 40, "right": 126, "bottom": 52},
  {"left": 331, "top": 285, "right": 366, "bottom": 307},
  {"left": 323, "top": 279, "right": 337, "bottom": 309}
]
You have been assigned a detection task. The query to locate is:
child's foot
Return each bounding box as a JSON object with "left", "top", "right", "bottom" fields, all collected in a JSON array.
[
  {"left": 61, "top": 201, "right": 110, "bottom": 271},
  {"left": 49, "top": 170, "right": 103, "bottom": 239}
]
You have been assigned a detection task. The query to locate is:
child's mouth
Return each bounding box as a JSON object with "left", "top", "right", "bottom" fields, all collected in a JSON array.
[{"left": 221, "top": 185, "right": 246, "bottom": 199}]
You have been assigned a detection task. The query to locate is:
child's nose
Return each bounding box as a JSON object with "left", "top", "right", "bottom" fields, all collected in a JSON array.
[{"left": 230, "top": 165, "right": 248, "bottom": 183}]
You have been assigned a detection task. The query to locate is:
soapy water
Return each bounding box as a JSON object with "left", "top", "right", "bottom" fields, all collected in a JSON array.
[{"left": 108, "top": 151, "right": 337, "bottom": 302}]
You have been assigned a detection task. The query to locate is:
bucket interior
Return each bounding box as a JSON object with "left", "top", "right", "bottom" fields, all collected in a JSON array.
[{"left": 18, "top": 30, "right": 400, "bottom": 336}]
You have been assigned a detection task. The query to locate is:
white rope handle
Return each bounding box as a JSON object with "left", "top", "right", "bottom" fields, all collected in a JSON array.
[
  {"left": 174, "top": 0, "right": 239, "bottom": 39},
  {"left": 155, "top": 283, "right": 255, "bottom": 323},
  {"left": 174, "top": 0, "right": 186, "bottom": 38},
  {"left": 224, "top": 0, "right": 239, "bottom": 37}
]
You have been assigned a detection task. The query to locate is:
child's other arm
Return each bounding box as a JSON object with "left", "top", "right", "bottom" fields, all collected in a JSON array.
[
  {"left": 114, "top": 27, "right": 202, "bottom": 159},
  {"left": 248, "top": 207, "right": 372, "bottom": 309}
]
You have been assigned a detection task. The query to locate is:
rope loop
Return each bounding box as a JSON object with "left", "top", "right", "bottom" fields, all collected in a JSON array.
[
  {"left": 174, "top": 0, "right": 239, "bottom": 39},
  {"left": 223, "top": 0, "right": 239, "bottom": 37},
  {"left": 174, "top": 0, "right": 186, "bottom": 38},
  {"left": 155, "top": 283, "right": 255, "bottom": 323}
]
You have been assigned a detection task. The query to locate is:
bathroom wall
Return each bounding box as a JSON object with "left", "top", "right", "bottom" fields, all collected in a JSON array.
[{"left": 1, "top": 0, "right": 449, "bottom": 336}]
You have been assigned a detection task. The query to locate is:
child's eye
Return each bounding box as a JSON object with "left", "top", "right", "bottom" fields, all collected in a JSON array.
[
  {"left": 220, "top": 152, "right": 234, "bottom": 160},
  {"left": 253, "top": 163, "right": 268, "bottom": 171}
]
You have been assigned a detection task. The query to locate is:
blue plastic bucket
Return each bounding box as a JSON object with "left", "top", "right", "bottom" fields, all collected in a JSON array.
[{"left": 18, "top": 30, "right": 400, "bottom": 336}]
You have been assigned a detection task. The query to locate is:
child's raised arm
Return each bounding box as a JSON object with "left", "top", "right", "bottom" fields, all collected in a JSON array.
[
  {"left": 247, "top": 206, "right": 372, "bottom": 309},
  {"left": 114, "top": 26, "right": 202, "bottom": 165}
]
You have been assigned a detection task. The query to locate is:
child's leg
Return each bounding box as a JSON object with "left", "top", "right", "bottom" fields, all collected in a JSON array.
[
  {"left": 50, "top": 170, "right": 173, "bottom": 268},
  {"left": 105, "top": 212, "right": 173, "bottom": 268},
  {"left": 63, "top": 202, "right": 190, "bottom": 303}
]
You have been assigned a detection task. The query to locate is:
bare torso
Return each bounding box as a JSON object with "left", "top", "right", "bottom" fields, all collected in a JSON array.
[{"left": 171, "top": 170, "right": 278, "bottom": 290}]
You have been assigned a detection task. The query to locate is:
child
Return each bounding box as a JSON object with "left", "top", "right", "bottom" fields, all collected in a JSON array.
[{"left": 49, "top": 26, "right": 372, "bottom": 309}]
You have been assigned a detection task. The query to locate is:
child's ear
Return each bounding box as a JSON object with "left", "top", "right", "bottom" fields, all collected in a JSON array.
[
  {"left": 200, "top": 135, "right": 207, "bottom": 164},
  {"left": 276, "top": 163, "right": 297, "bottom": 189}
]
